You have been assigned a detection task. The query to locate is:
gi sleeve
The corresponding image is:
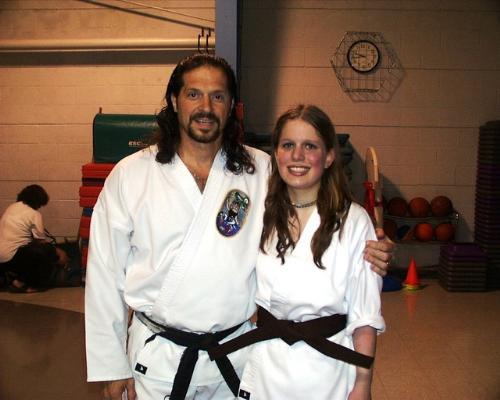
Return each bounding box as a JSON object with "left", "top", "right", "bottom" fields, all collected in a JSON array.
[
  {"left": 344, "top": 205, "right": 386, "bottom": 336},
  {"left": 85, "top": 164, "right": 134, "bottom": 382}
]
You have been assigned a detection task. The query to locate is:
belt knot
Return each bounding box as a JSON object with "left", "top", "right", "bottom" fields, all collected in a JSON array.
[
  {"left": 135, "top": 312, "right": 243, "bottom": 400},
  {"left": 273, "top": 319, "right": 303, "bottom": 346}
]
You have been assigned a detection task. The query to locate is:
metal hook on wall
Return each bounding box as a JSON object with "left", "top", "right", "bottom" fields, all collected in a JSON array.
[
  {"left": 197, "top": 28, "right": 204, "bottom": 53},
  {"left": 197, "top": 28, "right": 212, "bottom": 53},
  {"left": 205, "top": 28, "right": 211, "bottom": 53}
]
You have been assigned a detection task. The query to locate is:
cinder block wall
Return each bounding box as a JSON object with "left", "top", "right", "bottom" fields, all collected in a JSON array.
[
  {"left": 0, "top": 0, "right": 214, "bottom": 239},
  {"left": 240, "top": 0, "right": 500, "bottom": 242},
  {"left": 1, "top": 1, "right": 499, "bottom": 245}
]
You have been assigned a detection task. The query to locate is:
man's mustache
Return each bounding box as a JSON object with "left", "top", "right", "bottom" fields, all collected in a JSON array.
[{"left": 190, "top": 112, "right": 220, "bottom": 125}]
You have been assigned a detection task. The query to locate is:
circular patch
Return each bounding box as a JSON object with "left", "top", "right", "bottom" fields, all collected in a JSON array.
[{"left": 216, "top": 189, "right": 250, "bottom": 237}]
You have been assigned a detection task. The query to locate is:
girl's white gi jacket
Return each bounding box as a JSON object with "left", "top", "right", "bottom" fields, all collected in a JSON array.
[
  {"left": 240, "top": 203, "right": 385, "bottom": 399},
  {"left": 85, "top": 145, "right": 270, "bottom": 385}
]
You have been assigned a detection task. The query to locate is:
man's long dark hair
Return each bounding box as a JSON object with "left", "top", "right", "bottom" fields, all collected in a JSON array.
[
  {"left": 260, "top": 105, "right": 352, "bottom": 269},
  {"left": 152, "top": 54, "right": 254, "bottom": 174}
]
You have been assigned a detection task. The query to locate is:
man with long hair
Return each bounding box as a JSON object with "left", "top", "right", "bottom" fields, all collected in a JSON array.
[{"left": 85, "top": 54, "right": 393, "bottom": 400}]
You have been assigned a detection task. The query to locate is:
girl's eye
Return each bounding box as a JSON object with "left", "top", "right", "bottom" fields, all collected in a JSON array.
[
  {"left": 281, "top": 142, "right": 294, "bottom": 149},
  {"left": 305, "top": 143, "right": 318, "bottom": 150}
]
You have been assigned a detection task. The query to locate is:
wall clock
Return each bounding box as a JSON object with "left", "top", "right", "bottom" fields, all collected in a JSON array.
[
  {"left": 347, "top": 40, "right": 380, "bottom": 73},
  {"left": 330, "top": 31, "right": 404, "bottom": 102}
]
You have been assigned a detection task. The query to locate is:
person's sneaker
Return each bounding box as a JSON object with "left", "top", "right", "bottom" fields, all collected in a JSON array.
[{"left": 8, "top": 278, "right": 38, "bottom": 293}]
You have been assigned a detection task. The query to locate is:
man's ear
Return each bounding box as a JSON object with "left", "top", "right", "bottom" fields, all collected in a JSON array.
[{"left": 171, "top": 94, "right": 177, "bottom": 113}]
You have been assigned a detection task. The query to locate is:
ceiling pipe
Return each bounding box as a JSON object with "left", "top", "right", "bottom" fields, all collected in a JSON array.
[{"left": 0, "top": 37, "right": 215, "bottom": 52}]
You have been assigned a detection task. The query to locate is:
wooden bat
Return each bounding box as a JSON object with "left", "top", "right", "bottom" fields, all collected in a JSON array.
[{"left": 365, "top": 146, "right": 384, "bottom": 229}]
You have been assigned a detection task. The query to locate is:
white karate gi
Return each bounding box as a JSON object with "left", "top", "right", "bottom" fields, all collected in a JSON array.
[
  {"left": 239, "top": 203, "right": 385, "bottom": 400},
  {"left": 85, "top": 145, "right": 270, "bottom": 393}
]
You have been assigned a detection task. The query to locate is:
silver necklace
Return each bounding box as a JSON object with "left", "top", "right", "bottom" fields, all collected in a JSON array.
[{"left": 290, "top": 199, "right": 317, "bottom": 208}]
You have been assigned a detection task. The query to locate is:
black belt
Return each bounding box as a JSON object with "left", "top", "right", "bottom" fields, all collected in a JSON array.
[
  {"left": 136, "top": 312, "right": 243, "bottom": 400},
  {"left": 208, "top": 306, "right": 374, "bottom": 369}
]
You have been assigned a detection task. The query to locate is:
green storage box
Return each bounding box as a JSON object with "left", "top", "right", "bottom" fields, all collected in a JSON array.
[{"left": 93, "top": 113, "right": 157, "bottom": 163}]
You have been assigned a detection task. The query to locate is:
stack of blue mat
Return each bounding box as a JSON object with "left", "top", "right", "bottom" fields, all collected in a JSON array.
[{"left": 438, "top": 243, "right": 487, "bottom": 292}]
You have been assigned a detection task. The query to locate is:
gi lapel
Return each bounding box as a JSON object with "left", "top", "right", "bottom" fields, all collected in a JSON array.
[{"left": 152, "top": 150, "right": 227, "bottom": 316}]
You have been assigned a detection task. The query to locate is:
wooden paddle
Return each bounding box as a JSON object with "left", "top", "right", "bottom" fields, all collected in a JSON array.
[{"left": 365, "top": 147, "right": 384, "bottom": 229}]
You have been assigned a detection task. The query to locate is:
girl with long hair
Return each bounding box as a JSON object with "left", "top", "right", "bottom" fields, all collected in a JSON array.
[{"left": 236, "top": 105, "right": 385, "bottom": 399}]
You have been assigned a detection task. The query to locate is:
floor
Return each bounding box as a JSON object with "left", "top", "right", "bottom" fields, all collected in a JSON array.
[
  {"left": 0, "top": 279, "right": 499, "bottom": 400},
  {"left": 0, "top": 288, "right": 101, "bottom": 399}
]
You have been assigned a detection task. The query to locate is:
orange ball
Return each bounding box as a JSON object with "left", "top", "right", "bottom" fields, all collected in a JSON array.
[
  {"left": 383, "top": 219, "right": 398, "bottom": 241},
  {"left": 414, "top": 222, "right": 434, "bottom": 241},
  {"left": 409, "top": 197, "right": 430, "bottom": 218},
  {"left": 435, "top": 222, "right": 455, "bottom": 242},
  {"left": 431, "top": 196, "right": 453, "bottom": 217},
  {"left": 387, "top": 197, "right": 408, "bottom": 217}
]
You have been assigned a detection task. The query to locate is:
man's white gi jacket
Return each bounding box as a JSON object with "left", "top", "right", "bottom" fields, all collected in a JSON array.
[{"left": 85, "top": 145, "right": 270, "bottom": 385}]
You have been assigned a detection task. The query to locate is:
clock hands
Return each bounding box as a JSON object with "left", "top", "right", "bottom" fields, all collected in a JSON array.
[{"left": 350, "top": 53, "right": 367, "bottom": 59}]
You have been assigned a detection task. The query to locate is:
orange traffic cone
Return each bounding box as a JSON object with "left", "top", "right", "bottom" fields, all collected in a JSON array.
[{"left": 403, "top": 258, "right": 421, "bottom": 290}]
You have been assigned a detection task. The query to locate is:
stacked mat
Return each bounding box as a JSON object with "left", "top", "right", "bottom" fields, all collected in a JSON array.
[
  {"left": 78, "top": 114, "right": 157, "bottom": 271},
  {"left": 438, "top": 243, "right": 487, "bottom": 292},
  {"left": 474, "top": 120, "right": 500, "bottom": 290},
  {"left": 79, "top": 163, "right": 116, "bottom": 269},
  {"left": 92, "top": 113, "right": 156, "bottom": 163}
]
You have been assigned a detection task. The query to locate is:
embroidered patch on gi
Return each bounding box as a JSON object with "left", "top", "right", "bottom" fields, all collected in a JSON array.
[
  {"left": 134, "top": 362, "right": 148, "bottom": 375},
  {"left": 216, "top": 189, "right": 250, "bottom": 237},
  {"left": 239, "top": 389, "right": 251, "bottom": 399}
]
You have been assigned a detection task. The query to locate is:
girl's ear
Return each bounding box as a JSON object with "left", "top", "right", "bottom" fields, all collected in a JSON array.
[{"left": 325, "top": 149, "right": 335, "bottom": 169}]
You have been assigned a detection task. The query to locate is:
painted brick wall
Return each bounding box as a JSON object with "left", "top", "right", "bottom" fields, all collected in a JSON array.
[
  {"left": 1, "top": 0, "right": 499, "bottom": 246},
  {"left": 240, "top": 0, "right": 500, "bottom": 242},
  {"left": 0, "top": 0, "right": 214, "bottom": 239}
]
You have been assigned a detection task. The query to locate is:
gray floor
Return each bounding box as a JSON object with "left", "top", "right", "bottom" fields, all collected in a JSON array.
[
  {"left": 0, "top": 299, "right": 101, "bottom": 399},
  {"left": 0, "top": 281, "right": 499, "bottom": 399}
]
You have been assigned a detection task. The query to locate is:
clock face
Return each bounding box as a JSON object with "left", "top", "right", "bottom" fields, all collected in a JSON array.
[{"left": 347, "top": 40, "right": 380, "bottom": 73}]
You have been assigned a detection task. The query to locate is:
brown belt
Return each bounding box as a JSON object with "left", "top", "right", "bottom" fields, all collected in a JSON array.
[{"left": 208, "top": 306, "right": 374, "bottom": 369}]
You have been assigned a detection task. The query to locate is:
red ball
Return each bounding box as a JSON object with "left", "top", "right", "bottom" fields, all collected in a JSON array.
[
  {"left": 387, "top": 197, "right": 408, "bottom": 217},
  {"left": 414, "top": 222, "right": 434, "bottom": 241},
  {"left": 431, "top": 196, "right": 453, "bottom": 217},
  {"left": 383, "top": 219, "right": 398, "bottom": 241},
  {"left": 409, "top": 197, "right": 430, "bottom": 218},
  {"left": 435, "top": 222, "right": 455, "bottom": 242}
]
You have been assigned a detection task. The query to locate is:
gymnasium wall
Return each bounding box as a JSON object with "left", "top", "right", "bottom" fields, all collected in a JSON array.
[
  {"left": 1, "top": 1, "right": 499, "bottom": 244},
  {"left": 239, "top": 0, "right": 500, "bottom": 241},
  {"left": 0, "top": 0, "right": 214, "bottom": 239}
]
